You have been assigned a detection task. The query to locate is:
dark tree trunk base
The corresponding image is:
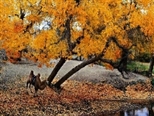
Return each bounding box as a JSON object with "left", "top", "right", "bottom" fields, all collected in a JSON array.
[
  {"left": 148, "top": 54, "right": 154, "bottom": 77},
  {"left": 47, "top": 58, "right": 66, "bottom": 86},
  {"left": 49, "top": 83, "right": 62, "bottom": 93}
]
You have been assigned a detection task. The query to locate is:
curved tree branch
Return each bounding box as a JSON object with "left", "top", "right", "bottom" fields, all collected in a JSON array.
[{"left": 54, "top": 37, "right": 113, "bottom": 89}]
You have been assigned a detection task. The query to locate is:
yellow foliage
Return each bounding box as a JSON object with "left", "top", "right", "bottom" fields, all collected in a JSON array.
[
  {"left": 137, "top": 0, "right": 152, "bottom": 7},
  {"left": 1, "top": 0, "right": 154, "bottom": 67},
  {"left": 13, "top": 20, "right": 24, "bottom": 33},
  {"left": 26, "top": 14, "right": 41, "bottom": 23}
]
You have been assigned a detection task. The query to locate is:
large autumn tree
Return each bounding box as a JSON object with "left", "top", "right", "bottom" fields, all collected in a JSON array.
[{"left": 1, "top": 0, "right": 154, "bottom": 89}]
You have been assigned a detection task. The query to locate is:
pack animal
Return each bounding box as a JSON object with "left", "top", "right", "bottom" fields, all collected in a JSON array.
[
  {"left": 26, "top": 70, "right": 48, "bottom": 96},
  {"left": 34, "top": 73, "right": 48, "bottom": 96},
  {"left": 26, "top": 70, "right": 36, "bottom": 92}
]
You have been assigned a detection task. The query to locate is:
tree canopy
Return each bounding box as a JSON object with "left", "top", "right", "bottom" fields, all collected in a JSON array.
[{"left": 1, "top": 0, "right": 154, "bottom": 87}]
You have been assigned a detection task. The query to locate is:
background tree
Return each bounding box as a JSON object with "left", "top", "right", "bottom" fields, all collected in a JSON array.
[
  {"left": 1, "top": 0, "right": 154, "bottom": 89},
  {"left": 128, "top": 0, "right": 154, "bottom": 76}
]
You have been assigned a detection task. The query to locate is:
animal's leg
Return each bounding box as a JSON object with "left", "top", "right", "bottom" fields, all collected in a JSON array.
[
  {"left": 26, "top": 82, "right": 29, "bottom": 88},
  {"left": 34, "top": 87, "right": 38, "bottom": 97},
  {"left": 29, "top": 84, "right": 33, "bottom": 93}
]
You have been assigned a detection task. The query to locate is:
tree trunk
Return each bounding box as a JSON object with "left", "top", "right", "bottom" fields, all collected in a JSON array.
[
  {"left": 148, "top": 53, "right": 154, "bottom": 77},
  {"left": 54, "top": 56, "right": 101, "bottom": 89},
  {"left": 120, "top": 111, "right": 124, "bottom": 116},
  {"left": 47, "top": 58, "right": 66, "bottom": 86}
]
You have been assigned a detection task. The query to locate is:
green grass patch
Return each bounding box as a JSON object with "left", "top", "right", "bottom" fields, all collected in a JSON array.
[
  {"left": 127, "top": 61, "right": 148, "bottom": 72},
  {"left": 127, "top": 61, "right": 154, "bottom": 76}
]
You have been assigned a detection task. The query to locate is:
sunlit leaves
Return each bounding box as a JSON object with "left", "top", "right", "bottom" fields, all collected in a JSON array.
[
  {"left": 1, "top": 0, "right": 154, "bottom": 67},
  {"left": 26, "top": 14, "right": 42, "bottom": 23},
  {"left": 13, "top": 20, "right": 24, "bottom": 33},
  {"left": 104, "top": 41, "right": 121, "bottom": 62},
  {"left": 137, "top": 0, "right": 152, "bottom": 7},
  {"left": 29, "top": 29, "right": 68, "bottom": 64}
]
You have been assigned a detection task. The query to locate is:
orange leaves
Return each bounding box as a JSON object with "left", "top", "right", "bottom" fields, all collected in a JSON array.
[
  {"left": 26, "top": 14, "right": 41, "bottom": 23},
  {"left": 30, "top": 29, "right": 69, "bottom": 65},
  {"left": 141, "top": 14, "right": 154, "bottom": 36},
  {"left": 75, "top": 35, "right": 104, "bottom": 59},
  {"left": 137, "top": 0, "right": 152, "bottom": 7},
  {"left": 62, "top": 80, "right": 124, "bottom": 101},
  {"left": 103, "top": 40, "right": 121, "bottom": 62},
  {"left": 42, "top": 0, "right": 87, "bottom": 28},
  {"left": 130, "top": 2, "right": 154, "bottom": 36},
  {"left": 32, "top": 30, "right": 53, "bottom": 50},
  {"left": 2, "top": 0, "right": 154, "bottom": 70},
  {"left": 32, "top": 37, "right": 46, "bottom": 50},
  {"left": 115, "top": 50, "right": 121, "bottom": 59},
  {"left": 126, "top": 80, "right": 152, "bottom": 99},
  {"left": 71, "top": 33, "right": 81, "bottom": 44},
  {"left": 13, "top": 20, "right": 24, "bottom": 33},
  {"left": 104, "top": 63, "right": 114, "bottom": 70},
  {"left": 6, "top": 50, "right": 21, "bottom": 63}
]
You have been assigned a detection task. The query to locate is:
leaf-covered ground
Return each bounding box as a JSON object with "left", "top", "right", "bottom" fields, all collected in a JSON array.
[
  {"left": 0, "top": 75, "right": 154, "bottom": 116},
  {"left": 0, "top": 61, "right": 153, "bottom": 115}
]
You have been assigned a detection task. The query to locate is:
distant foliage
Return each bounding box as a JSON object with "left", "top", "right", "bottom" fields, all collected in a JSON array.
[{"left": 135, "top": 53, "right": 151, "bottom": 62}]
